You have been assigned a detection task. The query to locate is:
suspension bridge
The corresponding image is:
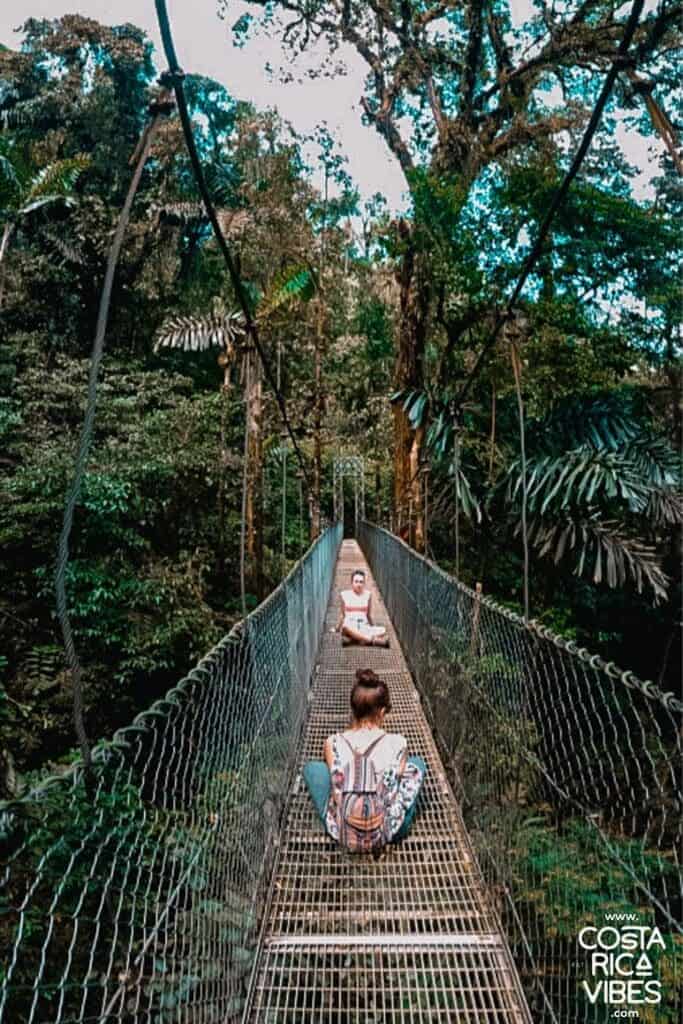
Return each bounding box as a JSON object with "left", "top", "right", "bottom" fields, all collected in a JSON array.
[
  {"left": 1, "top": 0, "right": 680, "bottom": 1016},
  {"left": 1, "top": 506, "right": 680, "bottom": 1022}
]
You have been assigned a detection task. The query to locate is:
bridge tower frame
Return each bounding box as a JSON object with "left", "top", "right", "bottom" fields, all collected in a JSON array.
[{"left": 333, "top": 455, "right": 365, "bottom": 534}]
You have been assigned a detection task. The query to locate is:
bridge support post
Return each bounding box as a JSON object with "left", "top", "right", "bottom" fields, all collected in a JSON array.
[{"left": 332, "top": 455, "right": 365, "bottom": 534}]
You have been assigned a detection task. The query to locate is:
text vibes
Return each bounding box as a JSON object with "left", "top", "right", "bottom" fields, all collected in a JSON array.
[{"left": 578, "top": 926, "right": 664, "bottom": 1005}]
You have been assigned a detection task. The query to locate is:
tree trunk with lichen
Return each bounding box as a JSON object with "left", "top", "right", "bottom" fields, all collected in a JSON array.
[
  {"left": 375, "top": 461, "right": 381, "bottom": 524},
  {"left": 245, "top": 359, "right": 264, "bottom": 598},
  {"left": 393, "top": 221, "right": 428, "bottom": 551},
  {"left": 311, "top": 299, "right": 324, "bottom": 539}
]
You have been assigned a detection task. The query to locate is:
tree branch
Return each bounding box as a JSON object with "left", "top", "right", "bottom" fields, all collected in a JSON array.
[
  {"left": 461, "top": 0, "right": 485, "bottom": 121},
  {"left": 361, "top": 95, "right": 414, "bottom": 174}
]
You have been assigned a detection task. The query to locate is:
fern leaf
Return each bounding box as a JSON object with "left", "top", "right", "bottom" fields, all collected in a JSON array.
[
  {"left": 24, "top": 155, "right": 90, "bottom": 209},
  {"left": 0, "top": 154, "right": 19, "bottom": 191},
  {"left": 39, "top": 226, "right": 86, "bottom": 266},
  {"left": 154, "top": 307, "right": 244, "bottom": 353},
  {"left": 154, "top": 200, "right": 206, "bottom": 221}
]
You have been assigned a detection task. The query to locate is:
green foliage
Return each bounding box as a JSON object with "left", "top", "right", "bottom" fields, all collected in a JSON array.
[
  {"left": 258, "top": 262, "right": 318, "bottom": 319},
  {"left": 0, "top": 762, "right": 256, "bottom": 1021},
  {"left": 513, "top": 816, "right": 682, "bottom": 1022},
  {"left": 0, "top": 337, "right": 242, "bottom": 771},
  {"left": 525, "top": 389, "right": 649, "bottom": 454},
  {"left": 392, "top": 387, "right": 483, "bottom": 522},
  {"left": 500, "top": 391, "right": 680, "bottom": 601},
  {"left": 354, "top": 295, "right": 392, "bottom": 361}
]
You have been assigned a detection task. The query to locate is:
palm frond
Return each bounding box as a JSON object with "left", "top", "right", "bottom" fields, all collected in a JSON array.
[
  {"left": 267, "top": 444, "right": 290, "bottom": 464},
  {"left": 0, "top": 154, "right": 20, "bottom": 191},
  {"left": 0, "top": 79, "right": 18, "bottom": 107},
  {"left": 1, "top": 96, "right": 44, "bottom": 129},
  {"left": 449, "top": 460, "right": 482, "bottom": 523},
  {"left": 645, "top": 488, "right": 683, "bottom": 528},
  {"left": 203, "top": 162, "right": 239, "bottom": 206},
  {"left": 426, "top": 405, "right": 457, "bottom": 457},
  {"left": 39, "top": 226, "right": 86, "bottom": 267},
  {"left": 620, "top": 435, "right": 681, "bottom": 489},
  {"left": 526, "top": 389, "right": 646, "bottom": 455},
  {"left": 23, "top": 155, "right": 90, "bottom": 209},
  {"left": 154, "top": 305, "right": 244, "bottom": 353},
  {"left": 505, "top": 447, "right": 651, "bottom": 517},
  {"left": 524, "top": 513, "right": 669, "bottom": 603},
  {"left": 389, "top": 388, "right": 430, "bottom": 429},
  {"left": 154, "top": 200, "right": 206, "bottom": 221},
  {"left": 258, "top": 264, "right": 318, "bottom": 320}
]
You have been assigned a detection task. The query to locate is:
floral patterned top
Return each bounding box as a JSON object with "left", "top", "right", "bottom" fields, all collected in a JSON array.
[{"left": 323, "top": 727, "right": 424, "bottom": 842}]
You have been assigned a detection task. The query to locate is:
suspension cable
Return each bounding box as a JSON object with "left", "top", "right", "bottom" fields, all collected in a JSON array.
[
  {"left": 454, "top": 0, "right": 645, "bottom": 410},
  {"left": 55, "top": 108, "right": 167, "bottom": 777},
  {"left": 240, "top": 351, "right": 252, "bottom": 619},
  {"left": 154, "top": 0, "right": 312, "bottom": 496},
  {"left": 510, "top": 340, "right": 530, "bottom": 622}
]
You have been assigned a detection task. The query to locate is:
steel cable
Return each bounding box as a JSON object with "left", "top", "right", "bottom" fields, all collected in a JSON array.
[
  {"left": 54, "top": 109, "right": 166, "bottom": 776},
  {"left": 154, "top": 0, "right": 312, "bottom": 497}
]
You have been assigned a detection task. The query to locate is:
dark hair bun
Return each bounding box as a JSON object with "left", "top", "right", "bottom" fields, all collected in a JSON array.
[
  {"left": 350, "top": 670, "right": 391, "bottom": 719},
  {"left": 355, "top": 668, "right": 381, "bottom": 686}
]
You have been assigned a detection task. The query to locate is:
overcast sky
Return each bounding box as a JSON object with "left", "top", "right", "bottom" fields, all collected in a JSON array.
[{"left": 1, "top": 1, "right": 662, "bottom": 208}]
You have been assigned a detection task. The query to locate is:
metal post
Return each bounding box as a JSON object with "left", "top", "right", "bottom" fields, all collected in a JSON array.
[
  {"left": 423, "top": 465, "right": 430, "bottom": 554},
  {"left": 281, "top": 430, "right": 288, "bottom": 570},
  {"left": 298, "top": 472, "right": 304, "bottom": 556},
  {"left": 454, "top": 421, "right": 461, "bottom": 579}
]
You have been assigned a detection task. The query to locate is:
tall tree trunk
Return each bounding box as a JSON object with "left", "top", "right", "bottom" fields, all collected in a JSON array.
[
  {"left": 409, "top": 426, "right": 425, "bottom": 551},
  {"left": 245, "top": 356, "right": 264, "bottom": 597},
  {"left": 311, "top": 299, "right": 324, "bottom": 539},
  {"left": 0, "top": 221, "right": 15, "bottom": 310},
  {"left": 375, "top": 461, "right": 381, "bottom": 524},
  {"left": 665, "top": 322, "right": 682, "bottom": 451},
  {"left": 662, "top": 320, "right": 682, "bottom": 691},
  {"left": 392, "top": 220, "right": 428, "bottom": 550},
  {"left": 218, "top": 377, "right": 229, "bottom": 575},
  {"left": 488, "top": 382, "right": 497, "bottom": 482}
]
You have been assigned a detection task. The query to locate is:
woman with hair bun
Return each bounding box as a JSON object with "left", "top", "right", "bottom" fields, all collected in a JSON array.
[{"left": 303, "top": 669, "right": 425, "bottom": 850}]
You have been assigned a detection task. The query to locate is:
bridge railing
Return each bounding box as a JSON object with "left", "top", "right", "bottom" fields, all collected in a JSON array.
[
  {"left": 359, "top": 522, "right": 682, "bottom": 1023},
  {"left": 0, "top": 521, "right": 342, "bottom": 1024}
]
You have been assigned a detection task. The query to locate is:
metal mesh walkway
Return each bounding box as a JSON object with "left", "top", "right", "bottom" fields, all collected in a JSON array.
[{"left": 246, "top": 540, "right": 533, "bottom": 1022}]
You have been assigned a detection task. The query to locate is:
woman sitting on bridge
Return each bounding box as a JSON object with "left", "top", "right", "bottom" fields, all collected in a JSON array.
[
  {"left": 303, "top": 669, "right": 425, "bottom": 851},
  {"left": 332, "top": 569, "right": 390, "bottom": 647}
]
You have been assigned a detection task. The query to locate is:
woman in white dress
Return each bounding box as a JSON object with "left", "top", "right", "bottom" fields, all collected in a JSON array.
[{"left": 333, "top": 569, "right": 389, "bottom": 647}]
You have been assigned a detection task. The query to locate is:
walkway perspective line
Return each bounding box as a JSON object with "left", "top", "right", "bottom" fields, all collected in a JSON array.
[{"left": 246, "top": 540, "right": 533, "bottom": 1021}]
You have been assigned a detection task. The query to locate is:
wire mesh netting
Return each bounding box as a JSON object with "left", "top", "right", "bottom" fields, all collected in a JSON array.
[
  {"left": 359, "top": 522, "right": 682, "bottom": 1023},
  {"left": 245, "top": 539, "right": 532, "bottom": 1023},
  {"left": 249, "top": 941, "right": 529, "bottom": 1022},
  {"left": 0, "top": 522, "right": 342, "bottom": 1024}
]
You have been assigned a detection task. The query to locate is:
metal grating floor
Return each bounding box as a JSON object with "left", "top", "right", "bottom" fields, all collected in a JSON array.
[{"left": 246, "top": 540, "right": 532, "bottom": 1022}]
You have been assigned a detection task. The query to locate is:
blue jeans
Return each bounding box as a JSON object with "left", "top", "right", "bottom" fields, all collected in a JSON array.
[{"left": 303, "top": 756, "right": 426, "bottom": 842}]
